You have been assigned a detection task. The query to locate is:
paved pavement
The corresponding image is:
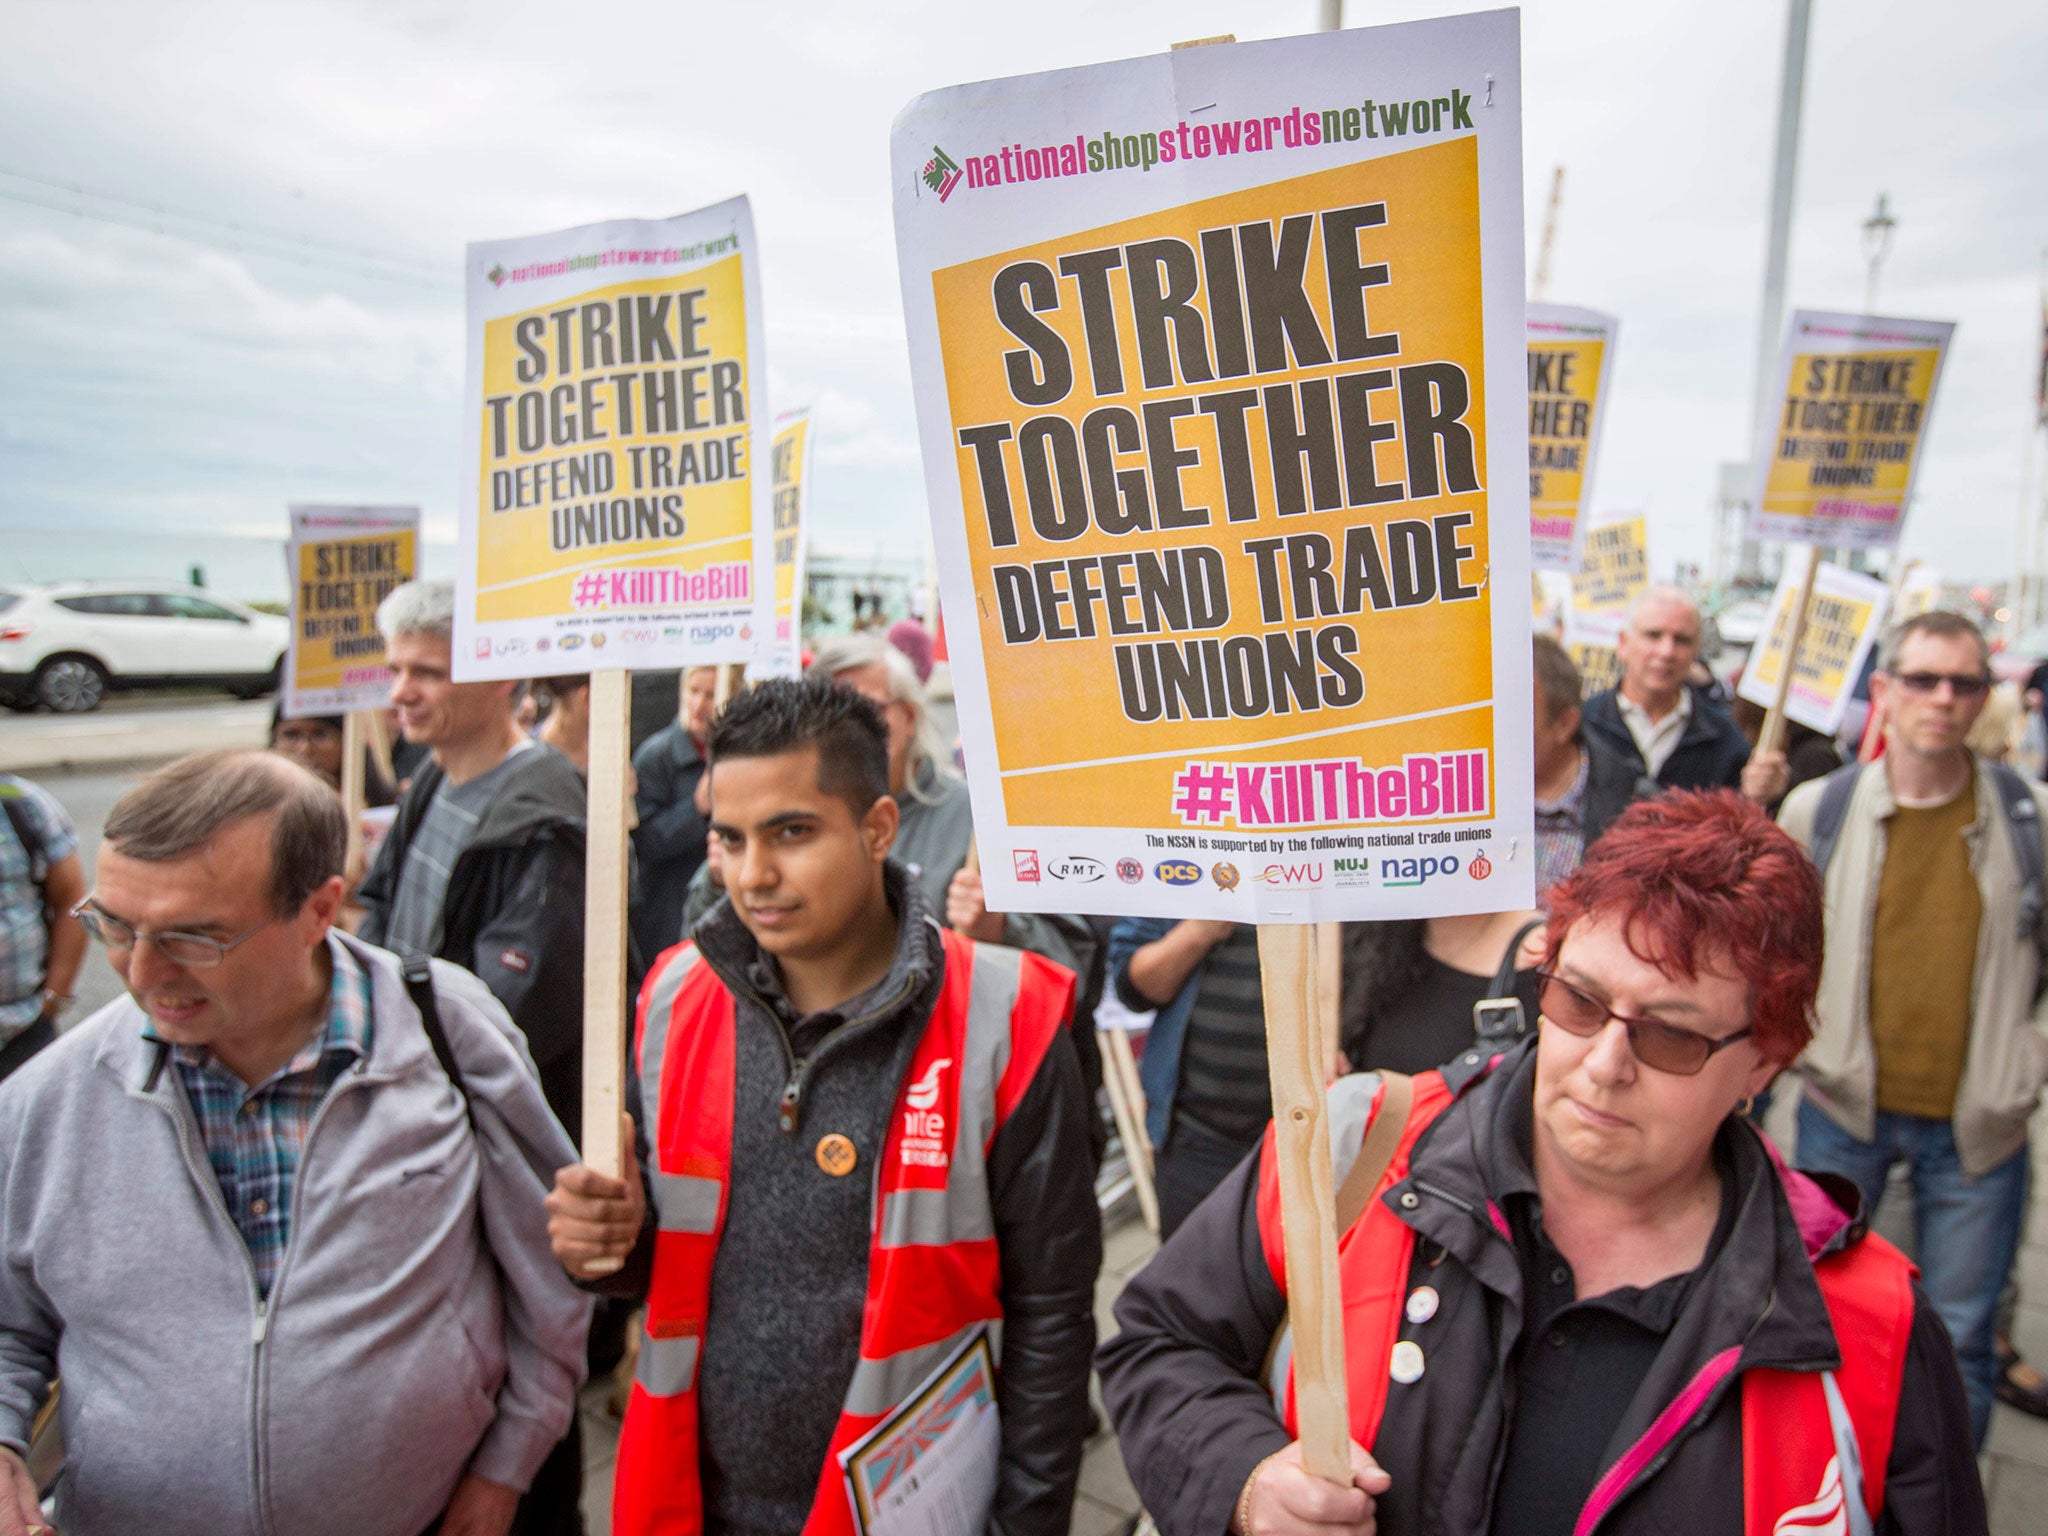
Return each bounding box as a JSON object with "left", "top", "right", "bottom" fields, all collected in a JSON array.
[{"left": 1, "top": 694, "right": 272, "bottom": 773}]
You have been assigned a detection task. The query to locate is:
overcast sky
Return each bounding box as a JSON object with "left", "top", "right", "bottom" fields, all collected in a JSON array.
[{"left": 3, "top": 0, "right": 2044, "bottom": 590}]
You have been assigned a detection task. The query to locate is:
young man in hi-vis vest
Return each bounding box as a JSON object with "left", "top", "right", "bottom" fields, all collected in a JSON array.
[{"left": 548, "top": 677, "right": 1100, "bottom": 1536}]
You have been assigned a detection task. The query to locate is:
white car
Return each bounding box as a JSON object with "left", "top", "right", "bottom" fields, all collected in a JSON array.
[{"left": 0, "top": 582, "right": 289, "bottom": 713}]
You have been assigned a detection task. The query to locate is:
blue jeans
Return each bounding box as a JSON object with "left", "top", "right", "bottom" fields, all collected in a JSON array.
[{"left": 1796, "top": 1098, "right": 2030, "bottom": 1447}]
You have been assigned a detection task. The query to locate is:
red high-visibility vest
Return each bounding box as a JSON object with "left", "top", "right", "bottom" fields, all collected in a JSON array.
[
  {"left": 612, "top": 928, "right": 1074, "bottom": 1536},
  {"left": 1255, "top": 1071, "right": 1917, "bottom": 1536}
]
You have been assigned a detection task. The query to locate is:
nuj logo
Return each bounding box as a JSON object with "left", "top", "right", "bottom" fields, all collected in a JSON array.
[{"left": 901, "top": 1057, "right": 953, "bottom": 1170}]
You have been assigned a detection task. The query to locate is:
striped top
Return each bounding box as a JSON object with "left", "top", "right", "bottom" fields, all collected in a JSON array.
[{"left": 1171, "top": 925, "right": 1271, "bottom": 1147}]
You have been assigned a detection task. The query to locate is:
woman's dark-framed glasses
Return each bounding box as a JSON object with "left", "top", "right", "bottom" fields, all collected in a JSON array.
[
  {"left": 71, "top": 901, "right": 269, "bottom": 968},
  {"left": 1535, "top": 970, "right": 1754, "bottom": 1076}
]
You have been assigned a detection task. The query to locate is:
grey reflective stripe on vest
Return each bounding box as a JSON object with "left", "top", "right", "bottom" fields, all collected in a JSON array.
[
  {"left": 1264, "top": 1073, "right": 1382, "bottom": 1413},
  {"left": 637, "top": 1333, "right": 701, "bottom": 1398},
  {"left": 1325, "top": 1072, "right": 1383, "bottom": 1193},
  {"left": 637, "top": 945, "right": 699, "bottom": 1150},
  {"left": 876, "top": 942, "right": 1022, "bottom": 1250},
  {"left": 651, "top": 1171, "right": 720, "bottom": 1235},
  {"left": 844, "top": 1321, "right": 986, "bottom": 1418},
  {"left": 1822, "top": 1370, "right": 1876, "bottom": 1536}
]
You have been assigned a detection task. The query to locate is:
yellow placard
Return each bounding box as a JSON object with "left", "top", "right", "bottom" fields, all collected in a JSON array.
[
  {"left": 456, "top": 199, "right": 770, "bottom": 679},
  {"left": 1747, "top": 311, "right": 1953, "bottom": 551},
  {"left": 1736, "top": 554, "right": 1890, "bottom": 734},
  {"left": 284, "top": 505, "right": 419, "bottom": 717},
  {"left": 754, "top": 408, "right": 812, "bottom": 678},
  {"left": 1527, "top": 305, "right": 1616, "bottom": 573}
]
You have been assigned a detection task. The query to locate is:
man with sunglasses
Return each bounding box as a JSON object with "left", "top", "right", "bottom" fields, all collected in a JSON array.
[
  {"left": 1098, "top": 791, "right": 1980, "bottom": 1536},
  {"left": 1780, "top": 609, "right": 2048, "bottom": 1445},
  {"left": 0, "top": 750, "right": 590, "bottom": 1536}
]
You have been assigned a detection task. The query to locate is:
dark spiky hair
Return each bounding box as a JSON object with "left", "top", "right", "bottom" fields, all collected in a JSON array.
[{"left": 707, "top": 676, "right": 891, "bottom": 820}]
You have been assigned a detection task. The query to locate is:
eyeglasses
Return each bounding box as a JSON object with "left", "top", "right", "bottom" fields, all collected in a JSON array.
[
  {"left": 1889, "top": 671, "right": 1990, "bottom": 699},
  {"left": 71, "top": 901, "right": 271, "bottom": 968},
  {"left": 1535, "top": 971, "right": 1754, "bottom": 1076}
]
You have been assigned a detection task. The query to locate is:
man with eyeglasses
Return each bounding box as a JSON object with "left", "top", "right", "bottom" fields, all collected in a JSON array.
[
  {"left": 1097, "top": 791, "right": 1979, "bottom": 1536},
  {"left": 0, "top": 750, "right": 589, "bottom": 1536},
  {"left": 1780, "top": 608, "right": 2048, "bottom": 1445}
]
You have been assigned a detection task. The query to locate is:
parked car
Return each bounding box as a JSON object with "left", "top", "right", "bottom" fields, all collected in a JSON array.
[{"left": 0, "top": 582, "right": 289, "bottom": 713}]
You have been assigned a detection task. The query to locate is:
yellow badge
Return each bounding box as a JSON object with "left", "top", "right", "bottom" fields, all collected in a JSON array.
[{"left": 815, "top": 1134, "right": 858, "bottom": 1177}]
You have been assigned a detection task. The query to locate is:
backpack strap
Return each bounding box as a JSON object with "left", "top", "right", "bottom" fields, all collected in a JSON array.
[
  {"left": 0, "top": 786, "right": 48, "bottom": 883},
  {"left": 1473, "top": 918, "right": 1546, "bottom": 1052},
  {"left": 401, "top": 953, "right": 474, "bottom": 1128},
  {"left": 1986, "top": 762, "right": 2048, "bottom": 1002},
  {"left": 1806, "top": 763, "right": 1866, "bottom": 878}
]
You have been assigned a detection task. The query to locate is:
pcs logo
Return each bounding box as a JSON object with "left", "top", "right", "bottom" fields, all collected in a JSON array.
[{"left": 1154, "top": 860, "right": 1202, "bottom": 887}]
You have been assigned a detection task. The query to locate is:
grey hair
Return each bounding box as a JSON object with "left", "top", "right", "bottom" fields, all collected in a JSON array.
[
  {"left": 1875, "top": 610, "right": 1988, "bottom": 677},
  {"left": 806, "top": 631, "right": 956, "bottom": 802},
  {"left": 1623, "top": 584, "right": 1702, "bottom": 630},
  {"left": 376, "top": 580, "right": 455, "bottom": 643},
  {"left": 103, "top": 750, "right": 346, "bottom": 916}
]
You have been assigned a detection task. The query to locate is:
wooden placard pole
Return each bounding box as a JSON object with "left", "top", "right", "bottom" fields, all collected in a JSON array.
[
  {"left": 1315, "top": 920, "right": 1343, "bottom": 1077},
  {"left": 340, "top": 712, "right": 367, "bottom": 872},
  {"left": 1758, "top": 548, "right": 1822, "bottom": 758},
  {"left": 1099, "top": 1026, "right": 1159, "bottom": 1234},
  {"left": 581, "top": 669, "right": 634, "bottom": 1216},
  {"left": 361, "top": 708, "right": 396, "bottom": 787},
  {"left": 1257, "top": 921, "right": 1351, "bottom": 1481}
]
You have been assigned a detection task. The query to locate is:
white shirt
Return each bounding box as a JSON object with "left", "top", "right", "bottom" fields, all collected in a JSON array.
[{"left": 1617, "top": 688, "right": 1692, "bottom": 780}]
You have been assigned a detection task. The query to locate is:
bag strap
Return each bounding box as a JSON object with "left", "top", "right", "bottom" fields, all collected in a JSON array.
[
  {"left": 401, "top": 954, "right": 474, "bottom": 1128},
  {"left": 0, "top": 786, "right": 48, "bottom": 883},
  {"left": 1807, "top": 763, "right": 1865, "bottom": 878},
  {"left": 1986, "top": 761, "right": 2048, "bottom": 1002},
  {"left": 1487, "top": 919, "right": 1547, "bottom": 1001},
  {"left": 1334, "top": 1072, "right": 1416, "bottom": 1235}
]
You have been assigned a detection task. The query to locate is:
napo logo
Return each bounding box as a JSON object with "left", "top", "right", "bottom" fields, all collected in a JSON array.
[
  {"left": 1116, "top": 858, "right": 1144, "bottom": 885},
  {"left": 1381, "top": 855, "right": 1462, "bottom": 888},
  {"left": 1155, "top": 861, "right": 1202, "bottom": 886},
  {"left": 1469, "top": 853, "right": 1493, "bottom": 880},
  {"left": 1211, "top": 862, "right": 1239, "bottom": 891},
  {"left": 1013, "top": 850, "right": 1041, "bottom": 883},
  {"left": 1047, "top": 856, "right": 1104, "bottom": 883}
]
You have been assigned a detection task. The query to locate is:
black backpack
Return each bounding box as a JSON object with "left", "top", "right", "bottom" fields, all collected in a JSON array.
[{"left": 1807, "top": 761, "right": 2048, "bottom": 1000}]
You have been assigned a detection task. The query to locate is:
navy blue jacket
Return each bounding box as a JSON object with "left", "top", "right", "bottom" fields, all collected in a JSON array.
[{"left": 1581, "top": 685, "right": 1752, "bottom": 792}]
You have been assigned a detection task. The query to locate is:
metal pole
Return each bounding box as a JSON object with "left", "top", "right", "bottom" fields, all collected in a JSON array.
[
  {"left": 1318, "top": 0, "right": 1343, "bottom": 29},
  {"left": 1736, "top": 0, "right": 1814, "bottom": 585}
]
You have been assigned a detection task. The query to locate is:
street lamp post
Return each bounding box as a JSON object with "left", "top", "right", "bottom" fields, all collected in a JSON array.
[{"left": 1862, "top": 192, "right": 1898, "bottom": 314}]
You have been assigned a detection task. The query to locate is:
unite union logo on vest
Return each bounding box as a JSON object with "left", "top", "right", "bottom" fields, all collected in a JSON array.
[
  {"left": 1772, "top": 1456, "right": 1847, "bottom": 1536},
  {"left": 901, "top": 1057, "right": 953, "bottom": 1168}
]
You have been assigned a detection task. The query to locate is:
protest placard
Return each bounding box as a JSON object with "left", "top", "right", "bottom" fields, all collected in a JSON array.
[
  {"left": 1559, "top": 513, "right": 1646, "bottom": 689},
  {"left": 751, "top": 407, "right": 813, "bottom": 680},
  {"left": 283, "top": 505, "right": 419, "bottom": 718},
  {"left": 457, "top": 198, "right": 772, "bottom": 1182},
  {"left": 892, "top": 13, "right": 1533, "bottom": 929},
  {"left": 1745, "top": 310, "right": 1954, "bottom": 551},
  {"left": 1737, "top": 550, "right": 1889, "bottom": 735},
  {"left": 454, "top": 197, "right": 771, "bottom": 680},
  {"left": 1527, "top": 304, "right": 1617, "bottom": 573}
]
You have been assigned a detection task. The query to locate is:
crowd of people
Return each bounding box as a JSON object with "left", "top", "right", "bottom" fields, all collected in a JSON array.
[{"left": 0, "top": 576, "right": 2038, "bottom": 1536}]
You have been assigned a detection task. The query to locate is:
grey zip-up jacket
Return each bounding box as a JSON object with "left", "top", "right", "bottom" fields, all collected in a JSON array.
[
  {"left": 0, "top": 933, "right": 591, "bottom": 1536},
  {"left": 1780, "top": 755, "right": 2048, "bottom": 1175}
]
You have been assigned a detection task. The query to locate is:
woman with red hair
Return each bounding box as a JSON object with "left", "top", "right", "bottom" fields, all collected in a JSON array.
[{"left": 1098, "top": 791, "right": 1982, "bottom": 1536}]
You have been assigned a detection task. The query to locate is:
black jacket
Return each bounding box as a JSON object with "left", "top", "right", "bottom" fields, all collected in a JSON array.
[
  {"left": 1097, "top": 1042, "right": 1983, "bottom": 1536},
  {"left": 1581, "top": 685, "right": 1752, "bottom": 792},
  {"left": 628, "top": 719, "right": 709, "bottom": 959},
  {"left": 357, "top": 747, "right": 590, "bottom": 1139},
  {"left": 1581, "top": 729, "right": 1661, "bottom": 847},
  {"left": 594, "top": 867, "right": 1101, "bottom": 1536}
]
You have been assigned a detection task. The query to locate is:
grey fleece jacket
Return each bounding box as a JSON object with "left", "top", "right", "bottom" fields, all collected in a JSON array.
[{"left": 0, "top": 932, "right": 592, "bottom": 1536}]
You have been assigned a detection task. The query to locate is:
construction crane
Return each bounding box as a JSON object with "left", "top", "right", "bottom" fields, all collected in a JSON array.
[{"left": 1531, "top": 165, "right": 1565, "bottom": 301}]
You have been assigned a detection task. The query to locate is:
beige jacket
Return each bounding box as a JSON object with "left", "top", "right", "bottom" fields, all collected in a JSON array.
[{"left": 1778, "top": 755, "right": 2048, "bottom": 1175}]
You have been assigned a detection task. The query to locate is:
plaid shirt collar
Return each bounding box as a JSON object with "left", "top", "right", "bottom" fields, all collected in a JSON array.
[{"left": 143, "top": 936, "right": 374, "bottom": 1079}]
